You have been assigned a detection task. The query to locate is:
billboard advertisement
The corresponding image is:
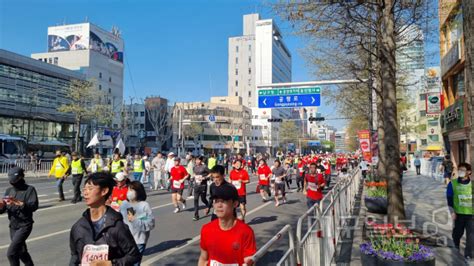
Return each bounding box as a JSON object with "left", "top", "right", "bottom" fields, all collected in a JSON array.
[
  {"left": 426, "top": 93, "right": 441, "bottom": 115},
  {"left": 358, "top": 130, "right": 372, "bottom": 163},
  {"left": 48, "top": 24, "right": 89, "bottom": 52},
  {"left": 47, "top": 23, "right": 123, "bottom": 63}
]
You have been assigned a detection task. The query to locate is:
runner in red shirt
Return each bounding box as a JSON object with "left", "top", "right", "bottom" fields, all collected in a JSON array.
[
  {"left": 229, "top": 160, "right": 250, "bottom": 221},
  {"left": 304, "top": 162, "right": 326, "bottom": 209},
  {"left": 257, "top": 159, "right": 272, "bottom": 202},
  {"left": 199, "top": 184, "right": 256, "bottom": 266},
  {"left": 109, "top": 172, "right": 130, "bottom": 211},
  {"left": 296, "top": 160, "right": 306, "bottom": 192},
  {"left": 170, "top": 157, "right": 189, "bottom": 213}
]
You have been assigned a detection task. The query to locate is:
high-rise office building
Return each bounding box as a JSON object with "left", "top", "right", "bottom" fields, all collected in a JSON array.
[
  {"left": 228, "top": 14, "right": 292, "bottom": 153},
  {"left": 31, "top": 23, "right": 124, "bottom": 128}
]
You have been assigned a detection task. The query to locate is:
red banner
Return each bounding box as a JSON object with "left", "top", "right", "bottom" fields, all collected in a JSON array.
[{"left": 358, "top": 130, "right": 372, "bottom": 163}]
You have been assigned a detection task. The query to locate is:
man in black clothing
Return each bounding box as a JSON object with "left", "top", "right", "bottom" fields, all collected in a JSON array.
[
  {"left": 193, "top": 156, "right": 210, "bottom": 221},
  {"left": 0, "top": 167, "right": 38, "bottom": 266},
  {"left": 208, "top": 165, "right": 230, "bottom": 221},
  {"left": 65, "top": 152, "right": 89, "bottom": 203}
]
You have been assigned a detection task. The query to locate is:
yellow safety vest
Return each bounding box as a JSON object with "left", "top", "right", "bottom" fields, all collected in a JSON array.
[
  {"left": 133, "top": 159, "right": 144, "bottom": 173},
  {"left": 111, "top": 160, "right": 124, "bottom": 173},
  {"left": 71, "top": 159, "right": 84, "bottom": 175},
  {"left": 91, "top": 158, "right": 102, "bottom": 173}
]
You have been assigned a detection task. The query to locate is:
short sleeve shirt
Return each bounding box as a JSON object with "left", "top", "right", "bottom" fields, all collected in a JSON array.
[
  {"left": 170, "top": 165, "right": 188, "bottom": 190},
  {"left": 229, "top": 169, "right": 250, "bottom": 196},
  {"left": 200, "top": 219, "right": 256, "bottom": 265}
]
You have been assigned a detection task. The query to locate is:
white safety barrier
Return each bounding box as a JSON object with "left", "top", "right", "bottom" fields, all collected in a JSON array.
[
  {"left": 252, "top": 167, "right": 361, "bottom": 266},
  {"left": 419, "top": 158, "right": 444, "bottom": 182},
  {"left": 251, "top": 224, "right": 297, "bottom": 266},
  {"left": 0, "top": 159, "right": 54, "bottom": 174},
  {"left": 296, "top": 168, "right": 361, "bottom": 266}
]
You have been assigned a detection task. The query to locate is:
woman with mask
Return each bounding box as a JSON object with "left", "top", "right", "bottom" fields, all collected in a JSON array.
[{"left": 120, "top": 181, "right": 155, "bottom": 266}]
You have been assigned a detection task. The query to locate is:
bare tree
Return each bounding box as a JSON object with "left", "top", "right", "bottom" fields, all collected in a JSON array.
[{"left": 145, "top": 98, "right": 172, "bottom": 151}]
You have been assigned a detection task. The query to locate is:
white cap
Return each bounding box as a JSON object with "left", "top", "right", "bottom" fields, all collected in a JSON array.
[
  {"left": 114, "top": 172, "right": 126, "bottom": 182},
  {"left": 143, "top": 156, "right": 148, "bottom": 160},
  {"left": 168, "top": 152, "right": 175, "bottom": 156}
]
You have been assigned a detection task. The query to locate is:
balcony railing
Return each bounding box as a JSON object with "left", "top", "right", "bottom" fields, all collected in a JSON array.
[{"left": 441, "top": 40, "right": 461, "bottom": 77}]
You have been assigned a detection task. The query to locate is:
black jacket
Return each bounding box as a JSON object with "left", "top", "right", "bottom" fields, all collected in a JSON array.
[
  {"left": 69, "top": 206, "right": 141, "bottom": 266},
  {"left": 0, "top": 182, "right": 38, "bottom": 229}
]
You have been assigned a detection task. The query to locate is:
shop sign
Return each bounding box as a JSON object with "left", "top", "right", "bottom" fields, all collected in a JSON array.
[{"left": 441, "top": 98, "right": 465, "bottom": 133}]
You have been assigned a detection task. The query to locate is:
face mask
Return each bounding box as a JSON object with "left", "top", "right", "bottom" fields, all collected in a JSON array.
[
  {"left": 458, "top": 171, "right": 466, "bottom": 178},
  {"left": 127, "top": 190, "right": 137, "bottom": 201},
  {"left": 10, "top": 179, "right": 25, "bottom": 188}
]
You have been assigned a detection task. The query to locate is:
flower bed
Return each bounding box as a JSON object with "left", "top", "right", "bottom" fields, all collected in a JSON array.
[
  {"left": 364, "top": 181, "right": 388, "bottom": 214},
  {"left": 360, "top": 222, "right": 435, "bottom": 265}
]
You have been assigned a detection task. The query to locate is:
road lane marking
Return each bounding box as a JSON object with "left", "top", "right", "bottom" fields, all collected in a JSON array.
[
  {"left": 0, "top": 229, "right": 71, "bottom": 249},
  {"left": 142, "top": 201, "right": 273, "bottom": 265}
]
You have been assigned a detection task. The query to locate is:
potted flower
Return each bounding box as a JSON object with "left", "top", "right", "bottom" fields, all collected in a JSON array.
[
  {"left": 364, "top": 181, "right": 388, "bottom": 214},
  {"left": 360, "top": 222, "right": 435, "bottom": 266}
]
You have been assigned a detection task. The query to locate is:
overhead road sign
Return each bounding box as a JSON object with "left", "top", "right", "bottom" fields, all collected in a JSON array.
[
  {"left": 258, "top": 87, "right": 320, "bottom": 96},
  {"left": 258, "top": 94, "right": 321, "bottom": 108}
]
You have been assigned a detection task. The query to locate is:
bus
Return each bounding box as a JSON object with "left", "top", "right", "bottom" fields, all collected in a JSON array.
[
  {"left": 0, "top": 134, "right": 27, "bottom": 163},
  {"left": 28, "top": 140, "right": 72, "bottom": 159}
]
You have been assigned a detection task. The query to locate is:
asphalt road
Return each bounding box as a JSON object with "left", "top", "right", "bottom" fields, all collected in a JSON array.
[{"left": 0, "top": 174, "right": 326, "bottom": 266}]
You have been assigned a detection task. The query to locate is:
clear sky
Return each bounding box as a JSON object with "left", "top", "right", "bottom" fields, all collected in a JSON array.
[{"left": 0, "top": 0, "right": 440, "bottom": 132}]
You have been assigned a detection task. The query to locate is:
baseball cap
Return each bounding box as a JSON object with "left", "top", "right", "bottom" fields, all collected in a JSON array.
[
  {"left": 168, "top": 152, "right": 175, "bottom": 156},
  {"left": 114, "top": 172, "right": 126, "bottom": 182},
  {"left": 211, "top": 183, "right": 239, "bottom": 201},
  {"left": 8, "top": 167, "right": 25, "bottom": 183}
]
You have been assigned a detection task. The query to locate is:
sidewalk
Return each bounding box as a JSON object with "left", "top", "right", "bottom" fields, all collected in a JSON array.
[{"left": 336, "top": 170, "right": 466, "bottom": 266}]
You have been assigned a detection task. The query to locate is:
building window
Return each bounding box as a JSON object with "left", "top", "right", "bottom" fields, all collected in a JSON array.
[
  {"left": 108, "top": 88, "right": 111, "bottom": 93},
  {"left": 248, "top": 79, "right": 251, "bottom": 85},
  {"left": 249, "top": 56, "right": 251, "bottom": 63},
  {"left": 235, "top": 69, "right": 238, "bottom": 75},
  {"left": 248, "top": 91, "right": 251, "bottom": 97},
  {"left": 249, "top": 44, "right": 251, "bottom": 51},
  {"left": 53, "top": 57, "right": 58, "bottom": 65},
  {"left": 107, "top": 99, "right": 111, "bottom": 105},
  {"left": 113, "top": 124, "right": 118, "bottom": 128},
  {"left": 236, "top": 57, "right": 238, "bottom": 64},
  {"left": 420, "top": 110, "right": 426, "bottom": 117},
  {"left": 140, "top": 111, "right": 145, "bottom": 117},
  {"left": 419, "top": 94, "right": 425, "bottom": 101},
  {"left": 235, "top": 80, "right": 238, "bottom": 86},
  {"left": 235, "top": 92, "right": 238, "bottom": 96},
  {"left": 421, "top": 139, "right": 427, "bottom": 146},
  {"left": 134, "top": 112, "right": 138, "bottom": 117},
  {"left": 140, "top": 124, "right": 145, "bottom": 129},
  {"left": 236, "top": 46, "right": 239, "bottom": 53},
  {"left": 48, "top": 58, "right": 52, "bottom": 64},
  {"left": 99, "top": 72, "right": 102, "bottom": 78},
  {"left": 248, "top": 68, "right": 251, "bottom": 74},
  {"left": 109, "top": 77, "right": 112, "bottom": 82},
  {"left": 99, "top": 85, "right": 102, "bottom": 90}
]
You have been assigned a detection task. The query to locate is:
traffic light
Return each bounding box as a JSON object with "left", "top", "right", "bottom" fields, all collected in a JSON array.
[
  {"left": 267, "top": 118, "right": 283, "bottom": 122},
  {"left": 309, "top": 116, "right": 325, "bottom": 122}
]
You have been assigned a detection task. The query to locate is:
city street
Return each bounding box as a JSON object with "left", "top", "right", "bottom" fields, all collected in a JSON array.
[{"left": 0, "top": 174, "right": 312, "bottom": 265}]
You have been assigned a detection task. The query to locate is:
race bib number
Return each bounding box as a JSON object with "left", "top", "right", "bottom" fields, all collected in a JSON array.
[
  {"left": 209, "top": 259, "right": 238, "bottom": 266},
  {"left": 259, "top": 174, "right": 266, "bottom": 180},
  {"left": 81, "top": 244, "right": 109, "bottom": 266},
  {"left": 232, "top": 180, "right": 241, "bottom": 189},
  {"left": 307, "top": 182, "right": 318, "bottom": 191},
  {"left": 173, "top": 180, "right": 181, "bottom": 189},
  {"left": 458, "top": 194, "right": 473, "bottom": 207},
  {"left": 299, "top": 168, "right": 303, "bottom": 173},
  {"left": 195, "top": 175, "right": 203, "bottom": 184}
]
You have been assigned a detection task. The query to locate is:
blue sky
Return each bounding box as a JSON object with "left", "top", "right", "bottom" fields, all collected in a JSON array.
[{"left": 0, "top": 0, "right": 440, "bottom": 131}]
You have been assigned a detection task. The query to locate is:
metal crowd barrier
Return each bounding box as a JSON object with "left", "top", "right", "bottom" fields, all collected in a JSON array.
[
  {"left": 419, "top": 158, "right": 444, "bottom": 182},
  {"left": 251, "top": 224, "right": 297, "bottom": 266},
  {"left": 251, "top": 167, "right": 361, "bottom": 266},
  {"left": 0, "top": 158, "right": 93, "bottom": 175}
]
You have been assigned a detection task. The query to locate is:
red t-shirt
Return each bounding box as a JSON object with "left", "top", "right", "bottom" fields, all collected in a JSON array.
[
  {"left": 257, "top": 165, "right": 272, "bottom": 185},
  {"left": 297, "top": 162, "right": 306, "bottom": 177},
  {"left": 229, "top": 168, "right": 250, "bottom": 196},
  {"left": 111, "top": 185, "right": 128, "bottom": 202},
  {"left": 324, "top": 162, "right": 331, "bottom": 174},
  {"left": 305, "top": 173, "right": 326, "bottom": 201},
  {"left": 200, "top": 219, "right": 256, "bottom": 265},
  {"left": 170, "top": 165, "right": 188, "bottom": 190}
]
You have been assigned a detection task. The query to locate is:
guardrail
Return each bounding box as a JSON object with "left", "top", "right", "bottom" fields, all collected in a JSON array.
[
  {"left": 251, "top": 224, "right": 296, "bottom": 266},
  {"left": 251, "top": 167, "right": 361, "bottom": 266},
  {"left": 0, "top": 158, "right": 94, "bottom": 175},
  {"left": 419, "top": 158, "right": 444, "bottom": 182}
]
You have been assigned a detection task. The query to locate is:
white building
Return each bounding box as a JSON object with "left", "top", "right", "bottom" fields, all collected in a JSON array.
[
  {"left": 228, "top": 14, "right": 292, "bottom": 153},
  {"left": 31, "top": 22, "right": 124, "bottom": 129},
  {"left": 335, "top": 131, "right": 346, "bottom": 151}
]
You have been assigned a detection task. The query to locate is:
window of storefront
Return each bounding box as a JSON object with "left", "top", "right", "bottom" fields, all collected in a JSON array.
[
  {"left": 458, "top": 140, "right": 466, "bottom": 164},
  {"left": 453, "top": 71, "right": 465, "bottom": 97}
]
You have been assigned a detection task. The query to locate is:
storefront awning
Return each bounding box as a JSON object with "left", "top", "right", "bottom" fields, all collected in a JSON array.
[{"left": 425, "top": 145, "right": 442, "bottom": 151}]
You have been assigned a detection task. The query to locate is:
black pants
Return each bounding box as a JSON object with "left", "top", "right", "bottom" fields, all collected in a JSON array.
[
  {"left": 415, "top": 166, "right": 421, "bottom": 175},
  {"left": 72, "top": 174, "right": 84, "bottom": 202},
  {"left": 452, "top": 214, "right": 474, "bottom": 258},
  {"left": 57, "top": 178, "right": 65, "bottom": 200},
  {"left": 187, "top": 180, "right": 195, "bottom": 197},
  {"left": 285, "top": 176, "right": 292, "bottom": 189},
  {"left": 296, "top": 176, "right": 304, "bottom": 190},
  {"left": 325, "top": 174, "right": 331, "bottom": 187},
  {"left": 194, "top": 185, "right": 209, "bottom": 217},
  {"left": 8, "top": 225, "right": 34, "bottom": 266}
]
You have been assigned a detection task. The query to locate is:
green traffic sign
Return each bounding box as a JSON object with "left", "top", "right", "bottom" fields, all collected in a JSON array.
[{"left": 258, "top": 87, "right": 321, "bottom": 96}]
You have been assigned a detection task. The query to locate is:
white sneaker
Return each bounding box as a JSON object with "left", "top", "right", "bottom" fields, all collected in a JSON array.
[
  {"left": 160, "top": 186, "right": 165, "bottom": 190},
  {"left": 181, "top": 201, "right": 186, "bottom": 209},
  {"left": 174, "top": 208, "right": 180, "bottom": 213}
]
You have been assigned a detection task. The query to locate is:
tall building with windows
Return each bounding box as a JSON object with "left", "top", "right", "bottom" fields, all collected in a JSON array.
[
  {"left": 0, "top": 49, "right": 85, "bottom": 144},
  {"left": 31, "top": 22, "right": 124, "bottom": 130},
  {"left": 228, "top": 14, "right": 292, "bottom": 153}
]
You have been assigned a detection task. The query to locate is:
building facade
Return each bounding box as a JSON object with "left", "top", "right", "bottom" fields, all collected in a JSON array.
[
  {"left": 0, "top": 49, "right": 85, "bottom": 145},
  {"left": 172, "top": 96, "right": 251, "bottom": 155},
  {"left": 439, "top": 0, "right": 471, "bottom": 166},
  {"left": 228, "top": 14, "right": 292, "bottom": 154},
  {"left": 31, "top": 22, "right": 124, "bottom": 130}
]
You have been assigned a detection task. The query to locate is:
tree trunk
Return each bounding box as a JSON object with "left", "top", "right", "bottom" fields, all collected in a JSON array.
[
  {"left": 75, "top": 117, "right": 81, "bottom": 153},
  {"left": 375, "top": 4, "right": 387, "bottom": 182},
  {"left": 462, "top": 0, "right": 474, "bottom": 167},
  {"left": 381, "top": 0, "right": 405, "bottom": 222}
]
